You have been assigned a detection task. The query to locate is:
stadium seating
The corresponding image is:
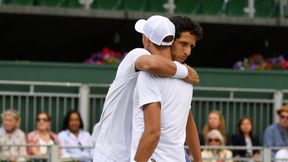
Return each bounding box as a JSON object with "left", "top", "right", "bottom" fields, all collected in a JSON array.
[
  {"left": 149, "top": 0, "right": 166, "bottom": 12},
  {"left": 200, "top": 0, "right": 224, "bottom": 15},
  {"left": 175, "top": 0, "right": 201, "bottom": 14},
  {"left": 226, "top": 0, "right": 247, "bottom": 16},
  {"left": 1, "top": 0, "right": 12, "bottom": 4},
  {"left": 38, "top": 0, "right": 62, "bottom": 7},
  {"left": 123, "top": 0, "right": 148, "bottom": 11},
  {"left": 64, "top": 0, "right": 82, "bottom": 8},
  {"left": 255, "top": 0, "right": 279, "bottom": 17},
  {"left": 5, "top": 0, "right": 34, "bottom": 5},
  {"left": 93, "top": 0, "right": 122, "bottom": 10}
]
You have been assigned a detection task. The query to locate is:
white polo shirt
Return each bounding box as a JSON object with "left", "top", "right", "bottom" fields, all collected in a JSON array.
[
  {"left": 131, "top": 71, "right": 193, "bottom": 162},
  {"left": 91, "top": 48, "right": 150, "bottom": 162}
]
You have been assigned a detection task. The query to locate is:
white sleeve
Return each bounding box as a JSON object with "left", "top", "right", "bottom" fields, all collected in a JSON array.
[
  {"left": 118, "top": 48, "right": 150, "bottom": 77},
  {"left": 137, "top": 72, "right": 162, "bottom": 109},
  {"left": 57, "top": 132, "right": 70, "bottom": 157}
]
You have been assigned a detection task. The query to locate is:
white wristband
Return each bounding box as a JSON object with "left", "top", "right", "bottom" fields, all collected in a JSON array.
[{"left": 172, "top": 61, "right": 188, "bottom": 79}]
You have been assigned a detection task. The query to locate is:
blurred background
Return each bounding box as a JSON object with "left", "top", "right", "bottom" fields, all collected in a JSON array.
[{"left": 0, "top": 0, "right": 288, "bottom": 68}]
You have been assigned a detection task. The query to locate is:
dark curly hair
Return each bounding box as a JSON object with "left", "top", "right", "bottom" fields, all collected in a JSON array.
[
  {"left": 62, "top": 110, "right": 84, "bottom": 130},
  {"left": 169, "top": 16, "right": 203, "bottom": 40}
]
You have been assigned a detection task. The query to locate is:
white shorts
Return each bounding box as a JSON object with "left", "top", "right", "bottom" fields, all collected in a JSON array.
[{"left": 93, "top": 148, "right": 116, "bottom": 162}]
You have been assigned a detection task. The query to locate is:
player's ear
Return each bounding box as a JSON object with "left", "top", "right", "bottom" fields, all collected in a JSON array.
[{"left": 142, "top": 35, "right": 149, "bottom": 48}]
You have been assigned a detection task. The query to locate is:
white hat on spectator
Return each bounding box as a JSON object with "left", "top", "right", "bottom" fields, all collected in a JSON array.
[
  {"left": 275, "top": 149, "right": 288, "bottom": 162},
  {"left": 135, "top": 15, "right": 175, "bottom": 46},
  {"left": 207, "top": 129, "right": 224, "bottom": 144}
]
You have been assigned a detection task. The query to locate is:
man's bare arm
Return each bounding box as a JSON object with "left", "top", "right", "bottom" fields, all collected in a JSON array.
[
  {"left": 135, "top": 55, "right": 199, "bottom": 85},
  {"left": 134, "top": 102, "right": 161, "bottom": 162},
  {"left": 186, "top": 110, "right": 202, "bottom": 162}
]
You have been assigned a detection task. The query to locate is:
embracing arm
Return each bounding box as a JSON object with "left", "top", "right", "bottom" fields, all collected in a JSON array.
[
  {"left": 135, "top": 55, "right": 199, "bottom": 85},
  {"left": 135, "top": 55, "right": 176, "bottom": 76},
  {"left": 186, "top": 110, "right": 202, "bottom": 162},
  {"left": 134, "top": 102, "right": 161, "bottom": 162}
]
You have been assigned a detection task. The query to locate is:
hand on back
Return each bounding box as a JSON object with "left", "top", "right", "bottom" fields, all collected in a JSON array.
[{"left": 183, "top": 64, "right": 200, "bottom": 85}]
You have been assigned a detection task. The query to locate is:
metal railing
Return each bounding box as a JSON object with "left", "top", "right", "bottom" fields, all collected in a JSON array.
[
  {"left": 0, "top": 144, "right": 52, "bottom": 162},
  {"left": 0, "top": 80, "right": 82, "bottom": 132},
  {"left": 199, "top": 146, "right": 264, "bottom": 162},
  {"left": 1, "top": 144, "right": 288, "bottom": 162},
  {"left": 0, "top": 80, "right": 287, "bottom": 138},
  {"left": 0, "top": 144, "right": 94, "bottom": 162},
  {"left": 283, "top": 89, "right": 288, "bottom": 105},
  {"left": 191, "top": 87, "right": 278, "bottom": 142},
  {"left": 189, "top": 146, "right": 288, "bottom": 162}
]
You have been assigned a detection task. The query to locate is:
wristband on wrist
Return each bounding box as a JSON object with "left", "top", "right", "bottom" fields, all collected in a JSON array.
[{"left": 172, "top": 61, "right": 188, "bottom": 79}]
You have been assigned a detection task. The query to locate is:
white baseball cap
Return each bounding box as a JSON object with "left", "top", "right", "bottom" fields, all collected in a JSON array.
[{"left": 135, "top": 15, "right": 175, "bottom": 46}]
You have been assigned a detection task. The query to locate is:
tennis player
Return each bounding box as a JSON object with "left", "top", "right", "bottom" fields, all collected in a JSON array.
[
  {"left": 92, "top": 15, "right": 199, "bottom": 162},
  {"left": 130, "top": 16, "right": 203, "bottom": 162}
]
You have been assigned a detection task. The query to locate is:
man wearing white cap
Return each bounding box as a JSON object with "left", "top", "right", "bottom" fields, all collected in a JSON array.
[
  {"left": 92, "top": 15, "right": 199, "bottom": 162},
  {"left": 130, "top": 16, "right": 197, "bottom": 162}
]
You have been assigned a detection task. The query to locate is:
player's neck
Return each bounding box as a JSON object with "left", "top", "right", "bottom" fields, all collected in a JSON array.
[{"left": 150, "top": 47, "right": 172, "bottom": 61}]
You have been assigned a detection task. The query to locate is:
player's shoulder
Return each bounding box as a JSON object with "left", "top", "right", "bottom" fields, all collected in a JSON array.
[
  {"left": 169, "top": 78, "right": 193, "bottom": 90},
  {"left": 128, "top": 48, "right": 150, "bottom": 55},
  {"left": 129, "top": 48, "right": 151, "bottom": 54},
  {"left": 120, "top": 48, "right": 151, "bottom": 64}
]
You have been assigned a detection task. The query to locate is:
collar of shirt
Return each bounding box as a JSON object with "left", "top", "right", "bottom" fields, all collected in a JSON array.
[
  {"left": 66, "top": 129, "right": 84, "bottom": 140},
  {"left": 0, "top": 127, "right": 17, "bottom": 136}
]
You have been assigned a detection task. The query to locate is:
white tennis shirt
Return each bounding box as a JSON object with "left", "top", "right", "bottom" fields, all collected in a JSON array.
[
  {"left": 91, "top": 48, "right": 150, "bottom": 162},
  {"left": 131, "top": 71, "right": 193, "bottom": 162}
]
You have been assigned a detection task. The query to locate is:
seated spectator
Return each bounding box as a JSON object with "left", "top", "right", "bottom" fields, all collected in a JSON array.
[
  {"left": 275, "top": 149, "right": 288, "bottom": 162},
  {"left": 27, "top": 112, "right": 61, "bottom": 156},
  {"left": 202, "top": 129, "right": 233, "bottom": 162},
  {"left": 0, "top": 109, "right": 27, "bottom": 162},
  {"left": 58, "top": 111, "right": 93, "bottom": 161},
  {"left": 231, "top": 117, "right": 260, "bottom": 161},
  {"left": 264, "top": 105, "right": 288, "bottom": 158},
  {"left": 201, "top": 111, "right": 229, "bottom": 145}
]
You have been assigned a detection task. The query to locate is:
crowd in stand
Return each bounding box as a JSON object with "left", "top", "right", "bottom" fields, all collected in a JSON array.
[
  {"left": 0, "top": 110, "right": 93, "bottom": 162},
  {"left": 0, "top": 105, "right": 288, "bottom": 162},
  {"left": 198, "top": 105, "right": 288, "bottom": 162}
]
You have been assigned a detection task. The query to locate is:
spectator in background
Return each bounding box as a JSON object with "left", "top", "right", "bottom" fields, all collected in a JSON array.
[
  {"left": 201, "top": 111, "right": 228, "bottom": 145},
  {"left": 231, "top": 117, "right": 260, "bottom": 161},
  {"left": 58, "top": 111, "right": 93, "bottom": 161},
  {"left": 0, "top": 109, "right": 27, "bottom": 162},
  {"left": 27, "top": 112, "right": 61, "bottom": 156},
  {"left": 264, "top": 105, "right": 288, "bottom": 158},
  {"left": 202, "top": 129, "right": 233, "bottom": 162}
]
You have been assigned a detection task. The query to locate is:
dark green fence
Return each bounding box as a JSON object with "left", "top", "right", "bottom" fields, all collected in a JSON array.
[
  {"left": 0, "top": 61, "right": 288, "bottom": 141},
  {"left": 1, "top": 61, "right": 288, "bottom": 89}
]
